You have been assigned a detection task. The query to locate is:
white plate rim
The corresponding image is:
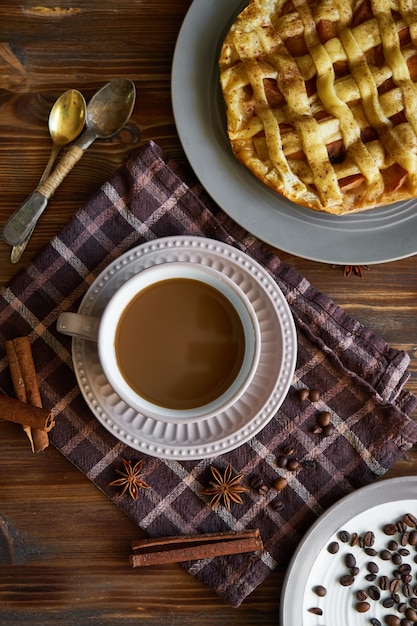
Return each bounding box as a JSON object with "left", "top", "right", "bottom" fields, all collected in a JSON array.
[
  {"left": 280, "top": 475, "right": 417, "bottom": 624},
  {"left": 171, "top": 0, "right": 417, "bottom": 265},
  {"left": 71, "top": 236, "right": 297, "bottom": 459}
]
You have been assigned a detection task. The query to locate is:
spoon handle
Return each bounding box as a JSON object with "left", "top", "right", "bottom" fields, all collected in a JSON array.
[
  {"left": 9, "top": 144, "right": 62, "bottom": 263},
  {"left": 2, "top": 138, "right": 94, "bottom": 246}
]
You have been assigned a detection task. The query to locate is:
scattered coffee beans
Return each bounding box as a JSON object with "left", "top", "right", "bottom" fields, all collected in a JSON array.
[
  {"left": 314, "top": 585, "right": 327, "bottom": 597},
  {"left": 298, "top": 388, "right": 310, "bottom": 401},
  {"left": 307, "top": 606, "right": 322, "bottom": 615},
  {"left": 327, "top": 541, "right": 339, "bottom": 554},
  {"left": 270, "top": 497, "right": 284, "bottom": 511},
  {"left": 275, "top": 455, "right": 288, "bottom": 469},
  {"left": 344, "top": 553, "right": 356, "bottom": 568},
  {"left": 308, "top": 512, "right": 417, "bottom": 625},
  {"left": 272, "top": 477, "right": 287, "bottom": 492},
  {"left": 338, "top": 530, "right": 350, "bottom": 543},
  {"left": 317, "top": 411, "right": 331, "bottom": 427},
  {"left": 355, "top": 600, "right": 370, "bottom": 612},
  {"left": 309, "top": 388, "right": 321, "bottom": 402},
  {"left": 340, "top": 573, "right": 355, "bottom": 586}
]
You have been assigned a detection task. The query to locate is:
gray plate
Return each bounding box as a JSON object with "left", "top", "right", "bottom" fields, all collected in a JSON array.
[{"left": 172, "top": 0, "right": 417, "bottom": 265}]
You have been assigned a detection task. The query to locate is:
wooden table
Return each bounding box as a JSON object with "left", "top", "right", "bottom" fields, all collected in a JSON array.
[{"left": 0, "top": 1, "right": 416, "bottom": 624}]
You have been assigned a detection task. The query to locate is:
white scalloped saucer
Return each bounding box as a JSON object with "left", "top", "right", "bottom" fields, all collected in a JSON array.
[{"left": 71, "top": 236, "right": 297, "bottom": 459}]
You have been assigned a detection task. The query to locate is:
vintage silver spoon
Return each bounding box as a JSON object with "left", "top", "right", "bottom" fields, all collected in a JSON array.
[
  {"left": 10, "top": 89, "right": 86, "bottom": 263},
  {"left": 2, "top": 78, "right": 136, "bottom": 247}
]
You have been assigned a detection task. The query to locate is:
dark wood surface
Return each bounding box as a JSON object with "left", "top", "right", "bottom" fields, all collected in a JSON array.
[{"left": 0, "top": 1, "right": 416, "bottom": 624}]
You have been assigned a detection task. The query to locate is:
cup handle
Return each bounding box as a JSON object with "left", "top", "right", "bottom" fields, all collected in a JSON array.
[{"left": 56, "top": 312, "right": 99, "bottom": 342}]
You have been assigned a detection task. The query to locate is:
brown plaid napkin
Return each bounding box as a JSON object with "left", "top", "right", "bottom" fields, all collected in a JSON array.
[{"left": 1, "top": 140, "right": 417, "bottom": 607}]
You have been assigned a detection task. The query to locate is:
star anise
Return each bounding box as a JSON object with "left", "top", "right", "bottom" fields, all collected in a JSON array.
[
  {"left": 109, "top": 458, "right": 150, "bottom": 500},
  {"left": 201, "top": 464, "right": 248, "bottom": 511},
  {"left": 332, "top": 264, "right": 370, "bottom": 278}
]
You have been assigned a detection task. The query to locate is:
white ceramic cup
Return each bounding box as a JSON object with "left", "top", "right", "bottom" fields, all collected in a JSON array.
[{"left": 57, "top": 262, "right": 261, "bottom": 422}]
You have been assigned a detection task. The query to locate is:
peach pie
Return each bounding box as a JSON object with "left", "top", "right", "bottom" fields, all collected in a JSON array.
[{"left": 219, "top": 0, "right": 417, "bottom": 214}]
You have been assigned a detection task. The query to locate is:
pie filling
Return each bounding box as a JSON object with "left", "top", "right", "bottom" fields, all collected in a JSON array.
[{"left": 219, "top": 0, "right": 417, "bottom": 214}]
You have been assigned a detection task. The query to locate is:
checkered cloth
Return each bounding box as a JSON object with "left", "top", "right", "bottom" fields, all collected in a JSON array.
[{"left": 1, "top": 141, "right": 417, "bottom": 607}]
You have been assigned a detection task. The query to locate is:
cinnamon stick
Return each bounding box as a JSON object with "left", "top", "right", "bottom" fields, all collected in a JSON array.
[
  {"left": 130, "top": 529, "right": 263, "bottom": 567},
  {"left": 0, "top": 395, "right": 54, "bottom": 431},
  {"left": 5, "top": 337, "right": 53, "bottom": 452}
]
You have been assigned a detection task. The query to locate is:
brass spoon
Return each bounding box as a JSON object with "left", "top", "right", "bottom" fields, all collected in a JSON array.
[
  {"left": 10, "top": 89, "right": 86, "bottom": 263},
  {"left": 2, "top": 78, "right": 136, "bottom": 248}
]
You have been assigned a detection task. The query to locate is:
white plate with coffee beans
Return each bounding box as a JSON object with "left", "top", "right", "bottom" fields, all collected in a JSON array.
[
  {"left": 281, "top": 476, "right": 417, "bottom": 626},
  {"left": 70, "top": 236, "right": 297, "bottom": 459}
]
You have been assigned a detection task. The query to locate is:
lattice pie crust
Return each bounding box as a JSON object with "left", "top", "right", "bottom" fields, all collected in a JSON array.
[{"left": 219, "top": 0, "right": 417, "bottom": 214}]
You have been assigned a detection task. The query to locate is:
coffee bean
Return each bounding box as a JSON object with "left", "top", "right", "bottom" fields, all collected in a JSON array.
[
  {"left": 322, "top": 423, "right": 335, "bottom": 436},
  {"left": 400, "top": 619, "right": 413, "bottom": 626},
  {"left": 351, "top": 567, "right": 360, "bottom": 576},
  {"left": 399, "top": 548, "right": 410, "bottom": 556},
  {"left": 249, "top": 475, "right": 262, "bottom": 489},
  {"left": 384, "top": 615, "right": 400, "bottom": 626},
  {"left": 355, "top": 601, "right": 370, "bottom": 612},
  {"left": 340, "top": 574, "right": 355, "bottom": 586},
  {"left": 367, "top": 561, "right": 379, "bottom": 574},
  {"left": 368, "top": 585, "right": 380, "bottom": 600},
  {"left": 370, "top": 619, "right": 382, "bottom": 626},
  {"left": 345, "top": 553, "right": 356, "bottom": 568},
  {"left": 356, "top": 589, "right": 368, "bottom": 601},
  {"left": 390, "top": 579, "right": 401, "bottom": 593},
  {"left": 307, "top": 607, "right": 322, "bottom": 615},
  {"left": 397, "top": 521, "right": 407, "bottom": 533},
  {"left": 398, "top": 602, "right": 407, "bottom": 613},
  {"left": 287, "top": 459, "right": 299, "bottom": 471},
  {"left": 298, "top": 388, "right": 309, "bottom": 401},
  {"left": 308, "top": 388, "right": 320, "bottom": 402},
  {"left": 383, "top": 524, "right": 398, "bottom": 535},
  {"left": 409, "top": 598, "right": 417, "bottom": 609},
  {"left": 270, "top": 497, "right": 284, "bottom": 511},
  {"left": 365, "top": 573, "right": 376, "bottom": 581},
  {"left": 388, "top": 540, "right": 399, "bottom": 551},
  {"left": 383, "top": 598, "right": 395, "bottom": 608},
  {"left": 282, "top": 445, "right": 294, "bottom": 456},
  {"left": 350, "top": 532, "right": 358, "bottom": 546},
  {"left": 379, "top": 575, "right": 390, "bottom": 590},
  {"left": 364, "top": 531, "right": 375, "bottom": 546},
  {"left": 272, "top": 477, "right": 287, "bottom": 491},
  {"left": 405, "top": 608, "right": 417, "bottom": 621},
  {"left": 401, "top": 532, "right": 410, "bottom": 546},
  {"left": 249, "top": 475, "right": 269, "bottom": 495},
  {"left": 317, "top": 411, "right": 331, "bottom": 427},
  {"left": 327, "top": 541, "right": 339, "bottom": 554},
  {"left": 402, "top": 574, "right": 412, "bottom": 584},
  {"left": 365, "top": 548, "right": 378, "bottom": 556},
  {"left": 380, "top": 549, "right": 392, "bottom": 560},
  {"left": 275, "top": 455, "right": 288, "bottom": 469},
  {"left": 399, "top": 563, "right": 411, "bottom": 574},
  {"left": 393, "top": 553, "right": 403, "bottom": 565},
  {"left": 338, "top": 529, "right": 350, "bottom": 543},
  {"left": 404, "top": 513, "right": 417, "bottom": 527},
  {"left": 312, "top": 426, "right": 323, "bottom": 435},
  {"left": 409, "top": 531, "right": 417, "bottom": 546},
  {"left": 313, "top": 585, "right": 326, "bottom": 597},
  {"left": 392, "top": 592, "right": 401, "bottom": 604}
]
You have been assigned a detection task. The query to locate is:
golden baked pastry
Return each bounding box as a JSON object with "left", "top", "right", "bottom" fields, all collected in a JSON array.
[{"left": 219, "top": 0, "right": 417, "bottom": 214}]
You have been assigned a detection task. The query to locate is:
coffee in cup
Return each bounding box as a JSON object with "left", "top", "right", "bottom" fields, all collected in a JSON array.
[{"left": 57, "top": 262, "right": 260, "bottom": 422}]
